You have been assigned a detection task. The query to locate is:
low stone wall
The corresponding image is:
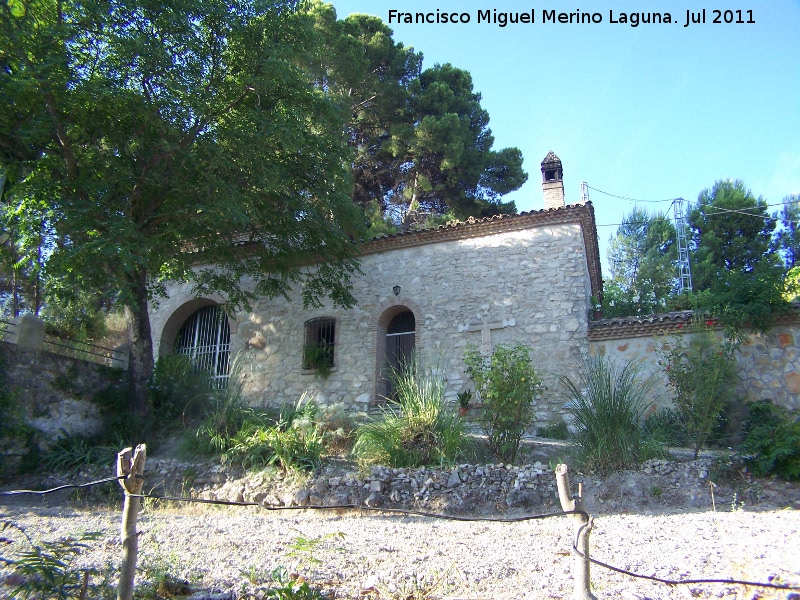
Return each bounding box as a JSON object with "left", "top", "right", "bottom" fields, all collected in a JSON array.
[
  {"left": 130, "top": 454, "right": 794, "bottom": 515},
  {"left": 588, "top": 311, "right": 800, "bottom": 412}
]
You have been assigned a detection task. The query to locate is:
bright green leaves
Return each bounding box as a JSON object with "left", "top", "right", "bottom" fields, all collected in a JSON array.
[{"left": 1, "top": 0, "right": 365, "bottom": 408}]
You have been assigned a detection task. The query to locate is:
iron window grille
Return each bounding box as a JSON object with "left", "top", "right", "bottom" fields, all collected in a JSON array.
[{"left": 303, "top": 317, "right": 336, "bottom": 371}]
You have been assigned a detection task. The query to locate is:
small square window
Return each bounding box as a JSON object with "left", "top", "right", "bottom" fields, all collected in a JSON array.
[{"left": 303, "top": 317, "right": 336, "bottom": 371}]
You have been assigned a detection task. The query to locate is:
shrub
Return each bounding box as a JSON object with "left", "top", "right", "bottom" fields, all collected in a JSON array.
[
  {"left": 315, "top": 402, "right": 365, "bottom": 452},
  {"left": 561, "top": 357, "right": 660, "bottom": 473},
  {"left": 537, "top": 420, "right": 569, "bottom": 440},
  {"left": 148, "top": 354, "right": 215, "bottom": 422},
  {"left": 742, "top": 399, "right": 800, "bottom": 480},
  {"left": 657, "top": 325, "right": 739, "bottom": 459},
  {"left": 464, "top": 344, "right": 543, "bottom": 464},
  {"left": 224, "top": 398, "right": 324, "bottom": 472},
  {"left": 183, "top": 358, "right": 256, "bottom": 456},
  {"left": 352, "top": 358, "right": 466, "bottom": 467},
  {"left": 41, "top": 434, "right": 120, "bottom": 474},
  {"left": 642, "top": 406, "right": 687, "bottom": 447},
  {"left": 0, "top": 522, "right": 105, "bottom": 600}
]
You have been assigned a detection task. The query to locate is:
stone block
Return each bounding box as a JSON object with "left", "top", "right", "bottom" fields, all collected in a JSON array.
[
  {"left": 785, "top": 372, "right": 800, "bottom": 396},
  {"left": 14, "top": 314, "right": 45, "bottom": 351}
]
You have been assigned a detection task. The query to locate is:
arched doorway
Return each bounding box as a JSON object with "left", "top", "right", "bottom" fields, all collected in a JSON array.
[
  {"left": 385, "top": 310, "right": 415, "bottom": 399},
  {"left": 174, "top": 304, "right": 231, "bottom": 387}
]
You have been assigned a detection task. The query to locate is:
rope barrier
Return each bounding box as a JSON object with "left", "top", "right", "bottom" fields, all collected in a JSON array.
[
  {"left": 128, "top": 491, "right": 586, "bottom": 522},
  {"left": 3, "top": 474, "right": 798, "bottom": 593},
  {"left": 0, "top": 475, "right": 128, "bottom": 496},
  {"left": 571, "top": 522, "right": 800, "bottom": 592}
]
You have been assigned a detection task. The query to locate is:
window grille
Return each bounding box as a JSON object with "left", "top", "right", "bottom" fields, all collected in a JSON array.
[
  {"left": 303, "top": 317, "right": 336, "bottom": 370},
  {"left": 174, "top": 305, "right": 231, "bottom": 387}
]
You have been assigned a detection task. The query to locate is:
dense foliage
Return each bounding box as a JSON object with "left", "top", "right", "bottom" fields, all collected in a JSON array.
[
  {"left": 464, "top": 344, "right": 543, "bottom": 464},
  {"left": 687, "top": 180, "right": 787, "bottom": 331},
  {"left": 306, "top": 2, "right": 527, "bottom": 227},
  {"left": 561, "top": 357, "right": 662, "bottom": 473},
  {"left": 742, "top": 399, "right": 800, "bottom": 480},
  {"left": 1, "top": 0, "right": 365, "bottom": 412},
  {"left": 603, "top": 208, "right": 677, "bottom": 317},
  {"left": 352, "top": 359, "right": 466, "bottom": 467},
  {"left": 600, "top": 182, "right": 797, "bottom": 332}
]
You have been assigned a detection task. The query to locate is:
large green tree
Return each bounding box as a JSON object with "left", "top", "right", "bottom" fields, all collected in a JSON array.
[
  {"left": 306, "top": 2, "right": 527, "bottom": 225},
  {"left": 688, "top": 180, "right": 785, "bottom": 331},
  {"left": 603, "top": 207, "right": 677, "bottom": 316},
  {"left": 775, "top": 194, "right": 800, "bottom": 269},
  {"left": 1, "top": 0, "right": 364, "bottom": 412}
]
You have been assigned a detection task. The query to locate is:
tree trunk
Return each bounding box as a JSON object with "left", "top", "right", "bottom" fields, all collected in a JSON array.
[{"left": 124, "top": 271, "right": 154, "bottom": 415}]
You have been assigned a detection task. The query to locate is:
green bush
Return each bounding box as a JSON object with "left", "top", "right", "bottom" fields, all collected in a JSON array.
[
  {"left": 464, "top": 344, "right": 543, "bottom": 464},
  {"left": 183, "top": 358, "right": 256, "bottom": 456},
  {"left": 224, "top": 398, "right": 324, "bottom": 472},
  {"left": 352, "top": 358, "right": 466, "bottom": 467},
  {"left": 537, "top": 420, "right": 569, "bottom": 440},
  {"left": 40, "top": 434, "right": 120, "bottom": 474},
  {"left": 657, "top": 325, "right": 739, "bottom": 459},
  {"left": 742, "top": 399, "right": 800, "bottom": 480},
  {"left": 642, "top": 406, "right": 687, "bottom": 447},
  {"left": 148, "top": 354, "right": 215, "bottom": 422},
  {"left": 561, "top": 357, "right": 661, "bottom": 474}
]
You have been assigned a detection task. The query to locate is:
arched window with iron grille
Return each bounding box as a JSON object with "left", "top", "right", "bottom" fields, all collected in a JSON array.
[{"left": 174, "top": 304, "right": 231, "bottom": 387}]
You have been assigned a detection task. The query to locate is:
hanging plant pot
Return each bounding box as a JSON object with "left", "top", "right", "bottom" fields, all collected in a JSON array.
[{"left": 458, "top": 405, "right": 470, "bottom": 417}]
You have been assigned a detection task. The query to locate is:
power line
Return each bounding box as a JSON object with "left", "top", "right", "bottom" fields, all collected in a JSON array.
[
  {"left": 585, "top": 185, "right": 677, "bottom": 204},
  {"left": 595, "top": 200, "right": 799, "bottom": 228}
]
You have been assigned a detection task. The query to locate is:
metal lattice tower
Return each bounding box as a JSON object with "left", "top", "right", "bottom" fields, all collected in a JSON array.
[
  {"left": 673, "top": 197, "right": 693, "bottom": 293},
  {"left": 580, "top": 181, "right": 589, "bottom": 203}
]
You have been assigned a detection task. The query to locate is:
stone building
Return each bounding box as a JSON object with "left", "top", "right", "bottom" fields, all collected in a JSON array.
[{"left": 148, "top": 152, "right": 603, "bottom": 421}]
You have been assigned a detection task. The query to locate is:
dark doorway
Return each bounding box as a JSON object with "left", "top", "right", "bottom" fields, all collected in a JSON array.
[{"left": 385, "top": 310, "right": 415, "bottom": 399}]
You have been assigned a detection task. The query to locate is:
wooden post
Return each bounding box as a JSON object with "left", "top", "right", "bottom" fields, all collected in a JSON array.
[
  {"left": 555, "top": 463, "right": 597, "bottom": 600},
  {"left": 117, "top": 444, "right": 146, "bottom": 600}
]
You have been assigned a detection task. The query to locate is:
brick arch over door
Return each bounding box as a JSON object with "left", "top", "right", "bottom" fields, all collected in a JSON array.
[{"left": 370, "top": 297, "right": 423, "bottom": 405}]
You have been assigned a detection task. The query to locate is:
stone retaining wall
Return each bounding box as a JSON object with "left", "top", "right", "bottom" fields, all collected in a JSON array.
[
  {"left": 135, "top": 454, "right": 792, "bottom": 515},
  {"left": 0, "top": 341, "right": 120, "bottom": 474}
]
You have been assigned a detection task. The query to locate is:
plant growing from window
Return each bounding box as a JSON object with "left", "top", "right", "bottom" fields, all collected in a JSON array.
[
  {"left": 657, "top": 322, "right": 739, "bottom": 459},
  {"left": 464, "top": 344, "right": 543, "bottom": 464},
  {"left": 303, "top": 344, "right": 334, "bottom": 379}
]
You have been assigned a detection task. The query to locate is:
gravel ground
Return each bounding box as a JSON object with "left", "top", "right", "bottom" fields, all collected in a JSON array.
[{"left": 2, "top": 493, "right": 799, "bottom": 599}]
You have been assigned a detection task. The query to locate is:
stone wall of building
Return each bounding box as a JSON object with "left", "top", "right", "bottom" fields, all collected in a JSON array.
[
  {"left": 151, "top": 217, "right": 596, "bottom": 423},
  {"left": 588, "top": 313, "right": 800, "bottom": 413}
]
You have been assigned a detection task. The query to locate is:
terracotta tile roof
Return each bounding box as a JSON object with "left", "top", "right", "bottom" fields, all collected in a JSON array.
[
  {"left": 588, "top": 307, "right": 800, "bottom": 341},
  {"left": 588, "top": 311, "right": 695, "bottom": 340}
]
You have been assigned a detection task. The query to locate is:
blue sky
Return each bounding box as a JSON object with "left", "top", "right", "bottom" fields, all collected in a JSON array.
[{"left": 329, "top": 0, "right": 800, "bottom": 267}]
